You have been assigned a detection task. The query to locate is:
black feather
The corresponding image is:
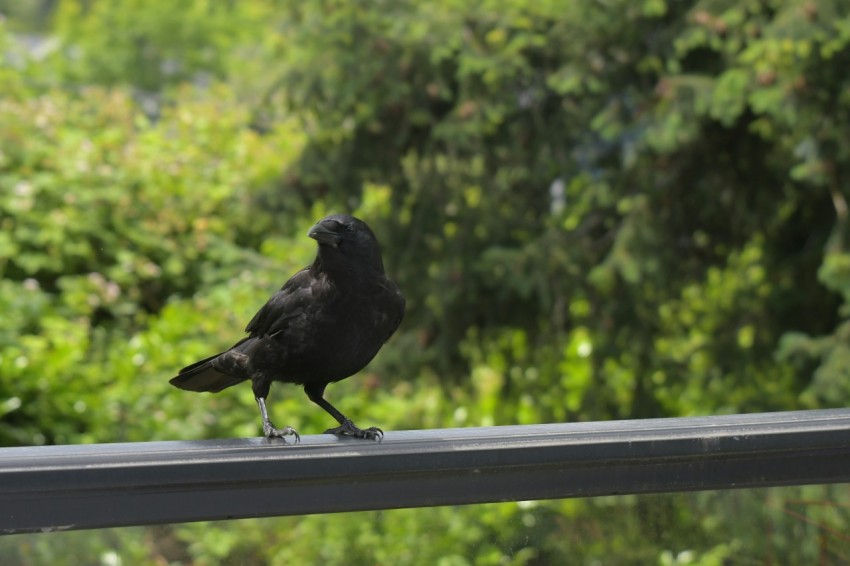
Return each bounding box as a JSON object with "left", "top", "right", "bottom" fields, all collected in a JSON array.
[{"left": 169, "top": 214, "right": 405, "bottom": 440}]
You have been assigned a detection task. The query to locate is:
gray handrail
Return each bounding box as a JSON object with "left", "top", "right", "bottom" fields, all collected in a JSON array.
[{"left": 3, "top": 408, "right": 850, "bottom": 534}]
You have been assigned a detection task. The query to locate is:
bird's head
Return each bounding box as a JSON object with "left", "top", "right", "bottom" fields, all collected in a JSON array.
[{"left": 308, "top": 214, "right": 385, "bottom": 274}]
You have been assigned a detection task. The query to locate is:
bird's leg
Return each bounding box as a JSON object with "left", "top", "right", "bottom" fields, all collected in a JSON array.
[
  {"left": 255, "top": 396, "right": 300, "bottom": 443},
  {"left": 304, "top": 383, "right": 383, "bottom": 441}
]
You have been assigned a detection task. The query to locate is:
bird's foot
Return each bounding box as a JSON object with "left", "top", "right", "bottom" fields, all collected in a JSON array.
[
  {"left": 324, "top": 419, "right": 383, "bottom": 441},
  {"left": 263, "top": 421, "right": 300, "bottom": 443}
]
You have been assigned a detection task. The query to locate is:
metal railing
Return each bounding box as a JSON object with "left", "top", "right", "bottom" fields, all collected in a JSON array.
[{"left": 2, "top": 408, "right": 850, "bottom": 535}]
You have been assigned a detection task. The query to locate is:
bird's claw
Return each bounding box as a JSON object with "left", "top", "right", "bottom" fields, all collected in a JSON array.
[
  {"left": 263, "top": 421, "right": 300, "bottom": 443},
  {"left": 324, "top": 420, "right": 383, "bottom": 441}
]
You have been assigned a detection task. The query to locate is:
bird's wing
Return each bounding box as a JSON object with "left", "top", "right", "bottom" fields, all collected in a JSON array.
[{"left": 244, "top": 268, "right": 322, "bottom": 338}]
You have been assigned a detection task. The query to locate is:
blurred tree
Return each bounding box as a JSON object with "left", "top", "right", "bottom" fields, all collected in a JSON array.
[
  {"left": 256, "top": 0, "right": 850, "bottom": 422},
  {"left": 2, "top": 0, "right": 850, "bottom": 563},
  {"left": 4, "top": 0, "right": 850, "bottom": 437},
  {"left": 0, "top": 82, "right": 306, "bottom": 444}
]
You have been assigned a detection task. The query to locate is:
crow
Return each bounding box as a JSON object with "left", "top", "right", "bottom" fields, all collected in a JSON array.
[{"left": 169, "top": 214, "right": 405, "bottom": 442}]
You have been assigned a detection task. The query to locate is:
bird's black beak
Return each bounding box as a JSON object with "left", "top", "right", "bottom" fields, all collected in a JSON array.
[{"left": 308, "top": 220, "right": 342, "bottom": 247}]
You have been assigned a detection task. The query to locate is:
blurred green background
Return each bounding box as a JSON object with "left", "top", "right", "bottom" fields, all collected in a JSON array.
[{"left": 2, "top": 0, "right": 850, "bottom": 563}]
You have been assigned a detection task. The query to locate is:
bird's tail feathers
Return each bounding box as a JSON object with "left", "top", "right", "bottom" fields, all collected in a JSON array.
[{"left": 169, "top": 342, "right": 252, "bottom": 393}]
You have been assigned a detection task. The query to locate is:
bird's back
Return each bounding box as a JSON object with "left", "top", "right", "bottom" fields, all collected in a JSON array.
[{"left": 249, "top": 269, "right": 404, "bottom": 385}]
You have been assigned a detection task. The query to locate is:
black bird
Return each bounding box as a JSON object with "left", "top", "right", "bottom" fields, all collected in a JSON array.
[{"left": 169, "top": 214, "right": 405, "bottom": 442}]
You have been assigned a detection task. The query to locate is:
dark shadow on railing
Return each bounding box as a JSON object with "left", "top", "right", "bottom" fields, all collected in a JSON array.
[{"left": 3, "top": 408, "right": 850, "bottom": 534}]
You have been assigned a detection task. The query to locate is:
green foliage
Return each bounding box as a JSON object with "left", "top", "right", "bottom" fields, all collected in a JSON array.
[
  {"left": 2, "top": 0, "right": 850, "bottom": 563},
  {"left": 47, "top": 0, "right": 279, "bottom": 91},
  {"left": 259, "top": 0, "right": 850, "bottom": 424},
  {"left": 0, "top": 82, "right": 306, "bottom": 444},
  {"left": 4, "top": 486, "right": 849, "bottom": 565}
]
